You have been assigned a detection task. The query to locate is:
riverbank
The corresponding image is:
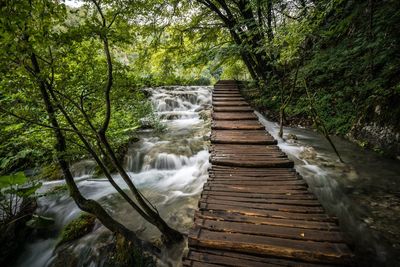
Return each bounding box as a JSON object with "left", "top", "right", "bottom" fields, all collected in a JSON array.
[{"left": 238, "top": 82, "right": 400, "bottom": 160}]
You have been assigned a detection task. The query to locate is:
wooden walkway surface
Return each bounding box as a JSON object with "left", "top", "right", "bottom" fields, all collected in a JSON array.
[{"left": 183, "top": 80, "right": 354, "bottom": 266}]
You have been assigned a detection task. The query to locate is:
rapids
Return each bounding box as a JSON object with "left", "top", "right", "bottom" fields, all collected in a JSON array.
[
  {"left": 257, "top": 112, "right": 400, "bottom": 266},
  {"left": 14, "top": 86, "right": 212, "bottom": 267},
  {"left": 13, "top": 85, "right": 400, "bottom": 267}
]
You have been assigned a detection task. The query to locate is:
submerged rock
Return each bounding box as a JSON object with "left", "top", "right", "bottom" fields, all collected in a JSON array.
[
  {"left": 299, "top": 146, "right": 318, "bottom": 160},
  {"left": 287, "top": 133, "right": 298, "bottom": 140}
]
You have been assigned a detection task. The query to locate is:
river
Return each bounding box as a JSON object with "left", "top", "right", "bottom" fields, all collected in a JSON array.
[{"left": 13, "top": 85, "right": 400, "bottom": 266}]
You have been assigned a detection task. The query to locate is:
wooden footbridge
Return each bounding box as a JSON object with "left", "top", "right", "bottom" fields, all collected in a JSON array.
[{"left": 183, "top": 80, "right": 354, "bottom": 266}]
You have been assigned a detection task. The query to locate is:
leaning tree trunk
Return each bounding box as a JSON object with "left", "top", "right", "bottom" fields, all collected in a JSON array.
[{"left": 28, "top": 50, "right": 146, "bottom": 247}]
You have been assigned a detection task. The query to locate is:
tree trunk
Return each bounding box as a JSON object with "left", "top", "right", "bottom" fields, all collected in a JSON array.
[
  {"left": 266, "top": 0, "right": 274, "bottom": 42},
  {"left": 28, "top": 51, "right": 147, "bottom": 248},
  {"left": 279, "top": 108, "right": 284, "bottom": 138}
]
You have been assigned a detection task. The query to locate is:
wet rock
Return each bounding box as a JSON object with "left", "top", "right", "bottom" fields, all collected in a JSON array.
[
  {"left": 140, "top": 118, "right": 154, "bottom": 129},
  {"left": 199, "top": 110, "right": 211, "bottom": 121},
  {"left": 363, "top": 217, "right": 374, "bottom": 224},
  {"left": 287, "top": 133, "right": 298, "bottom": 140},
  {"left": 299, "top": 146, "right": 317, "bottom": 160},
  {"left": 349, "top": 121, "right": 400, "bottom": 158},
  {"left": 70, "top": 160, "right": 97, "bottom": 177}
]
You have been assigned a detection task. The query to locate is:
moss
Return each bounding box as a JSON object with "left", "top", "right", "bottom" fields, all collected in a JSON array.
[
  {"left": 39, "top": 163, "right": 63, "bottom": 181},
  {"left": 58, "top": 213, "right": 96, "bottom": 246},
  {"left": 105, "top": 234, "right": 156, "bottom": 267}
]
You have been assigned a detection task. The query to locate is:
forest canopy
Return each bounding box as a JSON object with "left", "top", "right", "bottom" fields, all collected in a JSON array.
[{"left": 2, "top": 0, "right": 399, "bottom": 177}]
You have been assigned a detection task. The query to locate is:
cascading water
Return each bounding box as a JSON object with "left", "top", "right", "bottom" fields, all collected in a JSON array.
[
  {"left": 14, "top": 86, "right": 212, "bottom": 267},
  {"left": 256, "top": 112, "right": 400, "bottom": 266},
  {"left": 13, "top": 85, "right": 399, "bottom": 266}
]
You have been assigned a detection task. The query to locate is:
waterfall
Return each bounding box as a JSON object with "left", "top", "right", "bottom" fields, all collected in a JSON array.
[{"left": 14, "top": 85, "right": 212, "bottom": 267}]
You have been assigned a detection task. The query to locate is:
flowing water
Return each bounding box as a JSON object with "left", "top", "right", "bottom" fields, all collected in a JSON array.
[
  {"left": 14, "top": 86, "right": 212, "bottom": 267},
  {"left": 256, "top": 112, "right": 400, "bottom": 266},
  {"left": 13, "top": 86, "right": 400, "bottom": 267}
]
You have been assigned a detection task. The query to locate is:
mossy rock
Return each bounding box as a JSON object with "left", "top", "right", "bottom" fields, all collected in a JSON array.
[
  {"left": 104, "top": 234, "right": 156, "bottom": 267},
  {"left": 58, "top": 213, "right": 96, "bottom": 246}
]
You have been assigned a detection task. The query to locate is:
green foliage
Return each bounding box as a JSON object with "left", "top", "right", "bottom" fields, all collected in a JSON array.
[
  {"left": 0, "top": 177, "right": 41, "bottom": 224},
  {"left": 244, "top": 0, "right": 400, "bottom": 138},
  {"left": 0, "top": 172, "right": 27, "bottom": 189}
]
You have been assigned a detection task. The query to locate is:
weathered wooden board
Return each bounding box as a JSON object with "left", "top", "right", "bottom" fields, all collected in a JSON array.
[
  {"left": 184, "top": 80, "right": 354, "bottom": 267},
  {"left": 212, "top": 120, "right": 264, "bottom": 130},
  {"left": 212, "top": 93, "right": 242, "bottom": 96},
  {"left": 212, "top": 97, "right": 246, "bottom": 101},
  {"left": 194, "top": 218, "right": 345, "bottom": 243},
  {"left": 212, "top": 112, "right": 258, "bottom": 120},
  {"left": 185, "top": 249, "right": 337, "bottom": 267},
  {"left": 195, "top": 211, "right": 339, "bottom": 231},
  {"left": 211, "top": 130, "right": 277, "bottom": 145},
  {"left": 212, "top": 106, "right": 253, "bottom": 112},
  {"left": 212, "top": 101, "right": 249, "bottom": 106},
  {"left": 188, "top": 228, "right": 353, "bottom": 265}
]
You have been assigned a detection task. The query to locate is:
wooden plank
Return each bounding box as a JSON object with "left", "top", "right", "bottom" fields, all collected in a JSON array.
[
  {"left": 186, "top": 250, "right": 282, "bottom": 267},
  {"left": 199, "top": 199, "right": 324, "bottom": 214},
  {"left": 211, "top": 130, "right": 277, "bottom": 145},
  {"left": 213, "top": 88, "right": 239, "bottom": 91},
  {"left": 200, "top": 194, "right": 320, "bottom": 206},
  {"left": 195, "top": 210, "right": 339, "bottom": 231},
  {"left": 212, "top": 97, "right": 246, "bottom": 101},
  {"left": 212, "top": 112, "right": 258, "bottom": 120},
  {"left": 212, "top": 120, "right": 265, "bottom": 130},
  {"left": 182, "top": 259, "right": 222, "bottom": 267},
  {"left": 187, "top": 249, "right": 337, "bottom": 267},
  {"left": 210, "top": 158, "right": 293, "bottom": 168},
  {"left": 212, "top": 95, "right": 242, "bottom": 98},
  {"left": 208, "top": 176, "right": 298, "bottom": 182},
  {"left": 201, "top": 189, "right": 317, "bottom": 201},
  {"left": 210, "top": 171, "right": 298, "bottom": 177},
  {"left": 210, "top": 166, "right": 296, "bottom": 172},
  {"left": 203, "top": 184, "right": 306, "bottom": 194},
  {"left": 206, "top": 179, "right": 305, "bottom": 185},
  {"left": 212, "top": 91, "right": 240, "bottom": 93},
  {"left": 202, "top": 186, "right": 306, "bottom": 195},
  {"left": 198, "top": 203, "right": 335, "bottom": 222},
  {"left": 194, "top": 218, "right": 345, "bottom": 243},
  {"left": 213, "top": 106, "right": 253, "bottom": 112},
  {"left": 213, "top": 101, "right": 249, "bottom": 106},
  {"left": 188, "top": 228, "right": 354, "bottom": 265},
  {"left": 211, "top": 152, "right": 287, "bottom": 158}
]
